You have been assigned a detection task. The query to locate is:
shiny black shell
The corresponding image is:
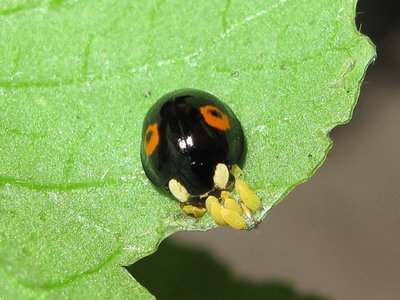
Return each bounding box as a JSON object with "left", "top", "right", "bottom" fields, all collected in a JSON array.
[{"left": 141, "top": 89, "right": 244, "bottom": 197}]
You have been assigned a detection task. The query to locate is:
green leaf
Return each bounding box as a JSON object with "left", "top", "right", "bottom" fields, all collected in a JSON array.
[{"left": 0, "top": 0, "right": 374, "bottom": 298}]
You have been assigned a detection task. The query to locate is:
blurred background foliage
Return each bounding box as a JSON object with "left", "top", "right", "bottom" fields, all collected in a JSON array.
[{"left": 128, "top": 240, "right": 328, "bottom": 300}]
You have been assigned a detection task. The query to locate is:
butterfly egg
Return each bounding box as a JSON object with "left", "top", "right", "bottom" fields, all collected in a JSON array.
[
  {"left": 221, "top": 208, "right": 247, "bottom": 230},
  {"left": 210, "top": 202, "right": 227, "bottom": 226},
  {"left": 230, "top": 164, "right": 243, "bottom": 179},
  {"left": 220, "top": 190, "right": 231, "bottom": 200},
  {"left": 235, "top": 179, "right": 261, "bottom": 212},
  {"left": 206, "top": 195, "right": 219, "bottom": 212},
  {"left": 223, "top": 198, "right": 243, "bottom": 216},
  {"left": 240, "top": 202, "right": 252, "bottom": 219}
]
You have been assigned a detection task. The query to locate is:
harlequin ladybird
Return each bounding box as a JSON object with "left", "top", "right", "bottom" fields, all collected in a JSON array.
[{"left": 141, "top": 89, "right": 261, "bottom": 230}]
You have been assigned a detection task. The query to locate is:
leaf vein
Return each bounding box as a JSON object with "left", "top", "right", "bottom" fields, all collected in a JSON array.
[
  {"left": 0, "top": 247, "right": 123, "bottom": 290},
  {"left": 221, "top": 0, "right": 231, "bottom": 32},
  {"left": 0, "top": 175, "right": 123, "bottom": 191}
]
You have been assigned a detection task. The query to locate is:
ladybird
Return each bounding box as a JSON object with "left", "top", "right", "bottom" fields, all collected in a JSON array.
[{"left": 141, "top": 89, "right": 261, "bottom": 229}]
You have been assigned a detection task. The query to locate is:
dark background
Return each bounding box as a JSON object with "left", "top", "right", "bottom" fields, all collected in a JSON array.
[{"left": 129, "top": 1, "right": 400, "bottom": 299}]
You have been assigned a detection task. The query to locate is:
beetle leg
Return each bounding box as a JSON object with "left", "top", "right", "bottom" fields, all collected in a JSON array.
[
  {"left": 180, "top": 204, "right": 206, "bottom": 218},
  {"left": 168, "top": 179, "right": 189, "bottom": 202},
  {"left": 213, "top": 163, "right": 229, "bottom": 189}
]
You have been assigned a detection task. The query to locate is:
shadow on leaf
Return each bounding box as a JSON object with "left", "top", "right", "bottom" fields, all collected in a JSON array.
[{"left": 127, "top": 239, "right": 328, "bottom": 300}]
